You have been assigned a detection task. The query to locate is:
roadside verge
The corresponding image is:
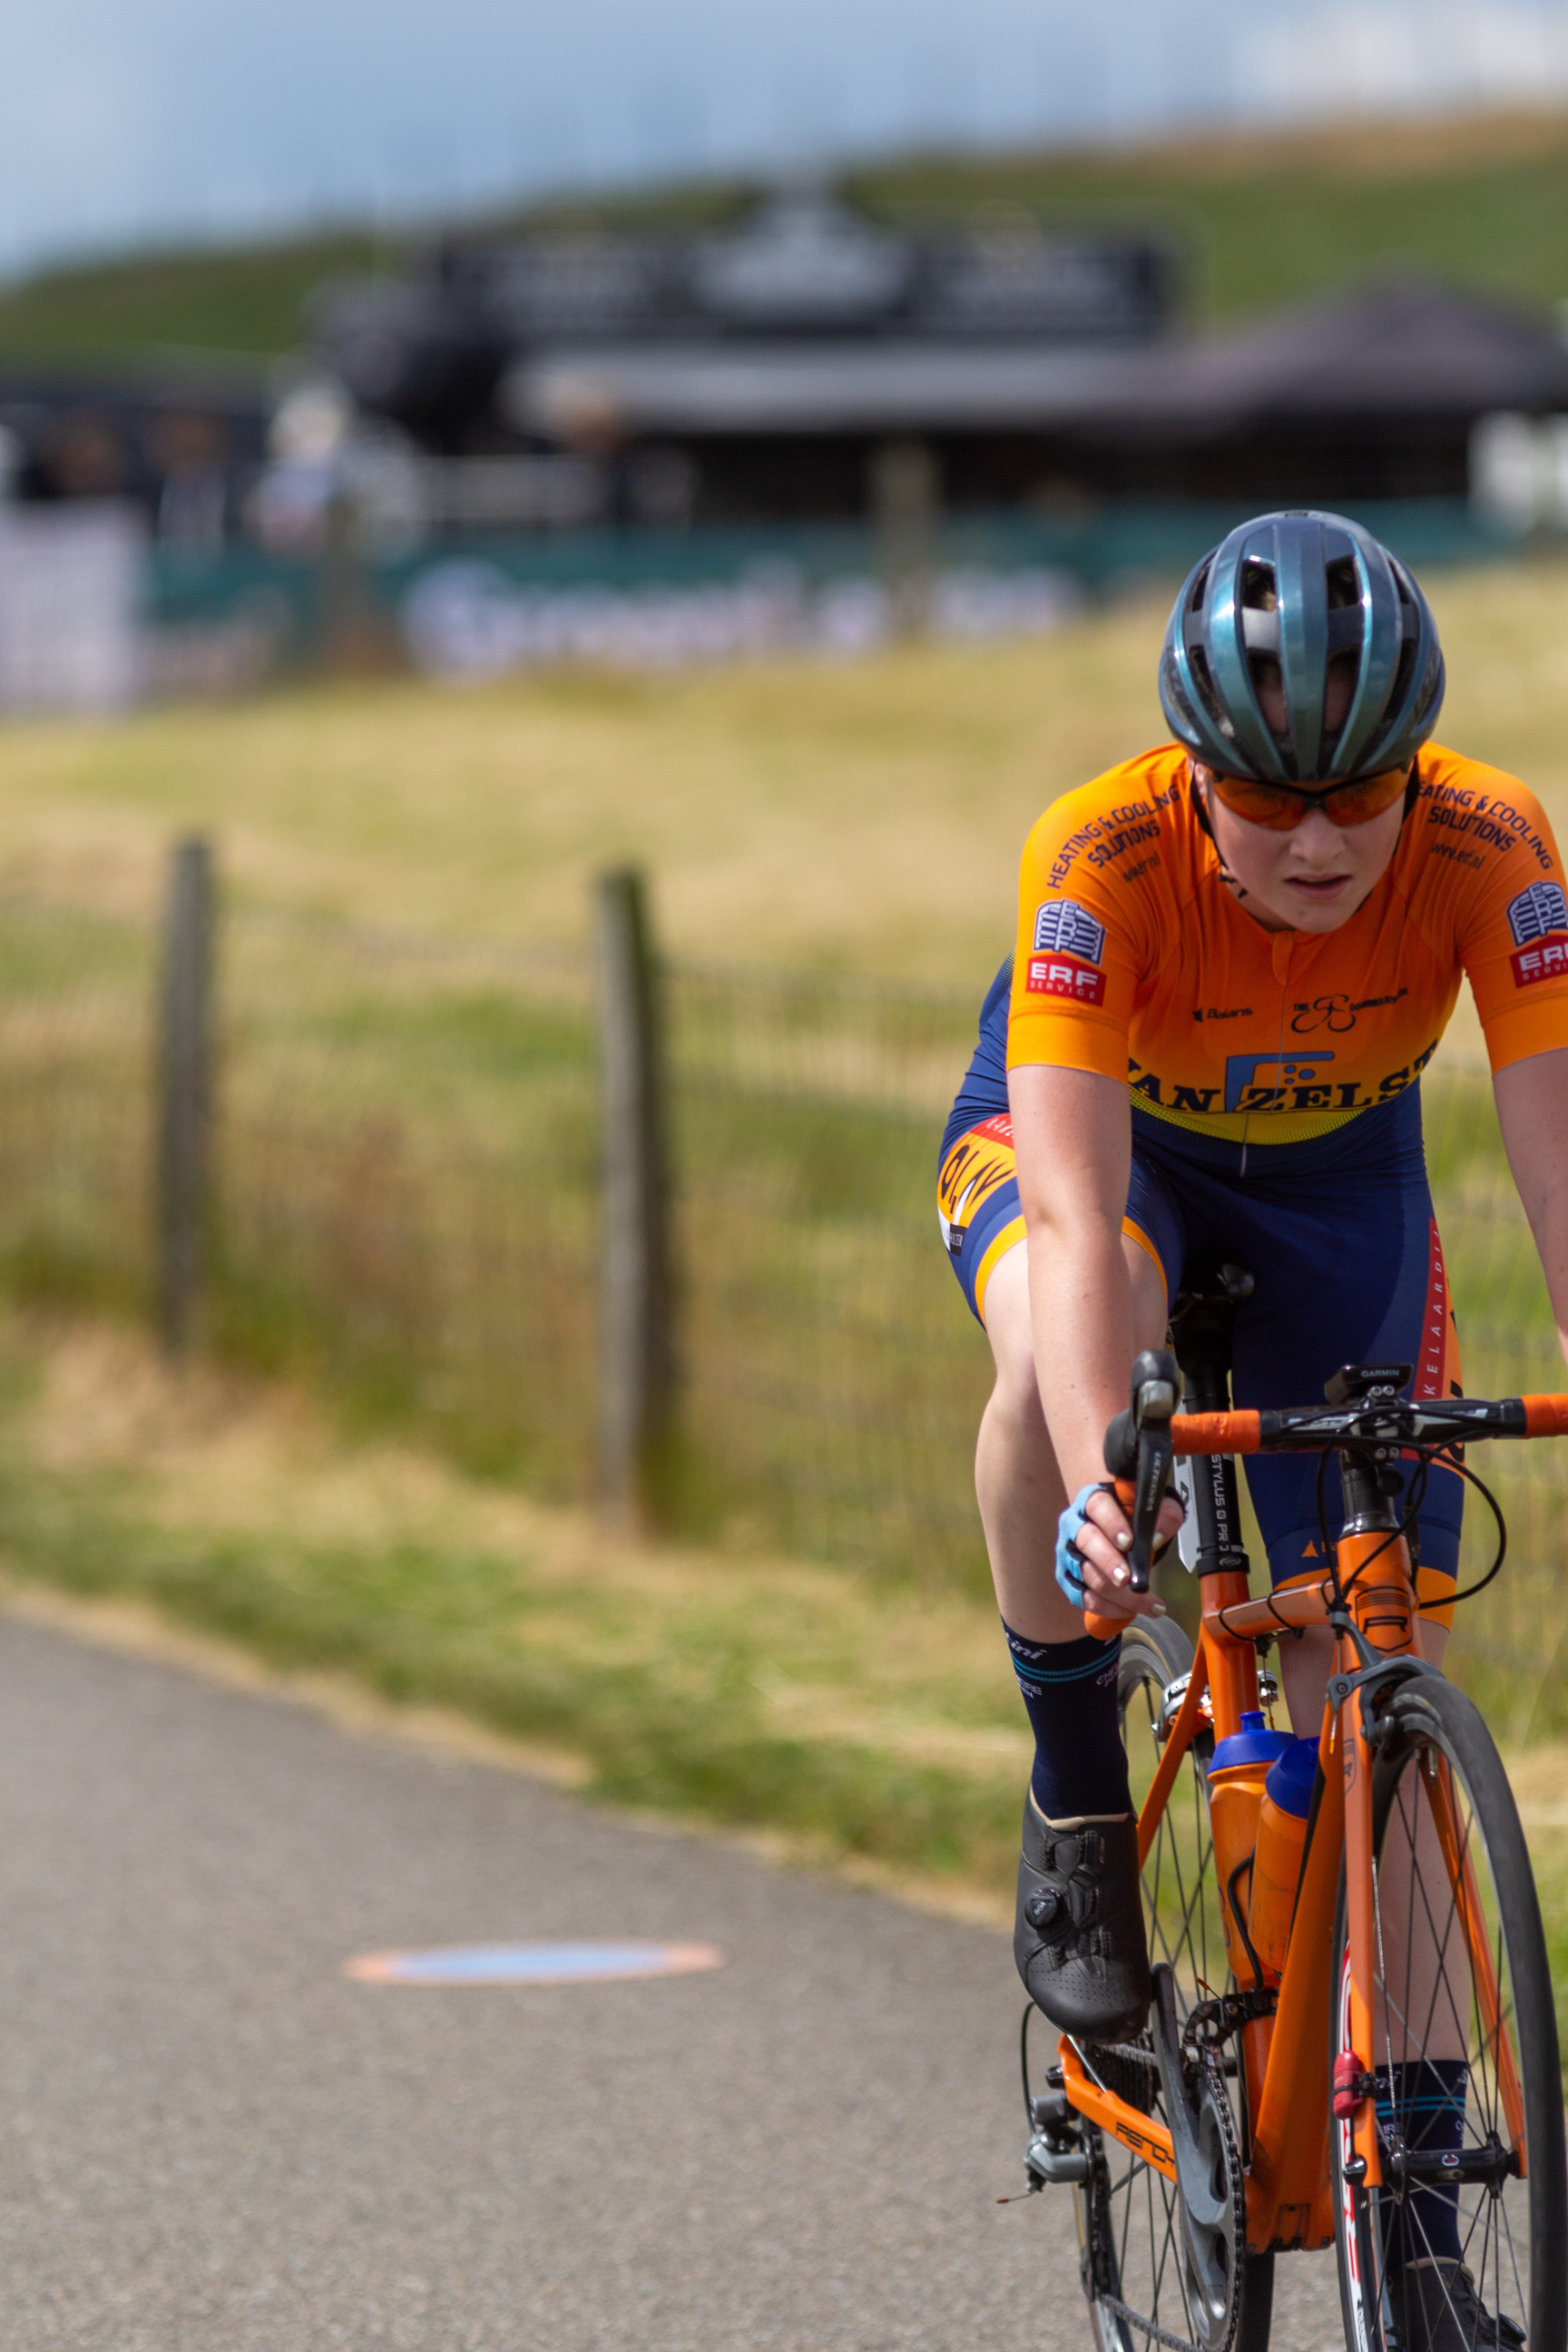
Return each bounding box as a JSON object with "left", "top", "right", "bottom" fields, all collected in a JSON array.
[{"left": 0, "top": 1309, "right": 1025, "bottom": 1924}]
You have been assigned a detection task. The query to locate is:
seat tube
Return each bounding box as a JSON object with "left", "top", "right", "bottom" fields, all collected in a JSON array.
[
  {"left": 1183, "top": 1347, "right": 1256, "bottom": 1732},
  {"left": 1180, "top": 1321, "right": 1268, "bottom": 2121}
]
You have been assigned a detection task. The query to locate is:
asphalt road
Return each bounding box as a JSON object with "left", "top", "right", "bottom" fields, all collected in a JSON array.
[{"left": 0, "top": 1616, "right": 1344, "bottom": 2352}]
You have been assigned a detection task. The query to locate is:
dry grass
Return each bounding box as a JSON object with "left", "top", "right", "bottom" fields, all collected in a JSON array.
[
  {"left": 6, "top": 1308, "right": 1568, "bottom": 1942},
  {"left": 0, "top": 1308, "right": 1024, "bottom": 1918},
  {"left": 8, "top": 1308, "right": 1567, "bottom": 1942},
  {"left": 1, "top": 558, "right": 1564, "bottom": 992}
]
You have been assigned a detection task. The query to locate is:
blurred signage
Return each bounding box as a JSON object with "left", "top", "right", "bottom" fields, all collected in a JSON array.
[
  {"left": 1470, "top": 411, "right": 1568, "bottom": 533},
  {"left": 0, "top": 501, "right": 146, "bottom": 712}
]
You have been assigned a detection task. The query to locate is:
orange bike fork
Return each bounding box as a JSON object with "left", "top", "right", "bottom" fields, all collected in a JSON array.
[{"left": 1339, "top": 1687, "right": 1384, "bottom": 2183}]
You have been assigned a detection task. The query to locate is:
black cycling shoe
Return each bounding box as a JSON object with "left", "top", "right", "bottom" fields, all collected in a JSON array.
[
  {"left": 1390, "top": 2259, "right": 1526, "bottom": 2352},
  {"left": 1014, "top": 1791, "right": 1152, "bottom": 2043}
]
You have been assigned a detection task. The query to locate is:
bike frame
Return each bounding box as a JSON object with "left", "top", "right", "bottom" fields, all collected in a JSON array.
[{"left": 1063, "top": 1423, "right": 1524, "bottom": 2262}]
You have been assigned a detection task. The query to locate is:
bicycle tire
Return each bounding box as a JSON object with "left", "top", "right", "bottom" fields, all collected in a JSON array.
[
  {"left": 1330, "top": 1674, "right": 1567, "bottom": 2352},
  {"left": 1073, "top": 1616, "right": 1274, "bottom": 2352}
]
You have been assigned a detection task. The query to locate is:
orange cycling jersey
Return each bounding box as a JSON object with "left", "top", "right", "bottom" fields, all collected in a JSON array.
[{"left": 1008, "top": 741, "right": 1568, "bottom": 1144}]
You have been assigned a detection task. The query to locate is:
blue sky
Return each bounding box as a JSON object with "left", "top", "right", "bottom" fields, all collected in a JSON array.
[{"left": 5, "top": 0, "right": 1568, "bottom": 279}]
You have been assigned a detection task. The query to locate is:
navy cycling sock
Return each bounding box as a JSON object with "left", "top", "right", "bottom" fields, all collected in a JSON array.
[
  {"left": 1002, "top": 1620, "right": 1132, "bottom": 1819},
  {"left": 1377, "top": 2059, "right": 1466, "bottom": 2267}
]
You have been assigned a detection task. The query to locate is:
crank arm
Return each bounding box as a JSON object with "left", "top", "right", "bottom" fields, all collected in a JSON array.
[{"left": 1151, "top": 1965, "right": 1230, "bottom": 2269}]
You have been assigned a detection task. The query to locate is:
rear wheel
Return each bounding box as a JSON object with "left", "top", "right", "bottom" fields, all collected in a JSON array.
[
  {"left": 1331, "top": 1675, "right": 1567, "bottom": 2352},
  {"left": 1072, "top": 1617, "right": 1274, "bottom": 2352}
]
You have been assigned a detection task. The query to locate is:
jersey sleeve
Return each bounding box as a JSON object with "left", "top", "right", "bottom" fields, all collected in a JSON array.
[
  {"left": 1006, "top": 789, "right": 1145, "bottom": 1077},
  {"left": 1453, "top": 778, "right": 1568, "bottom": 1073}
]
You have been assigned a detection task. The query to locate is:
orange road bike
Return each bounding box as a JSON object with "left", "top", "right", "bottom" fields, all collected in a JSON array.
[{"left": 1018, "top": 1269, "right": 1568, "bottom": 2352}]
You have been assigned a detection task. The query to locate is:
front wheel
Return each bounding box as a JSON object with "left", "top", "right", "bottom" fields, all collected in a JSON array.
[
  {"left": 1331, "top": 1675, "right": 1567, "bottom": 2352},
  {"left": 1071, "top": 1616, "right": 1274, "bottom": 2352}
]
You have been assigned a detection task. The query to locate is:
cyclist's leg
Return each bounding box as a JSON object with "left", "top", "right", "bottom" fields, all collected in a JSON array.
[
  {"left": 940, "top": 1117, "right": 1176, "bottom": 2037},
  {"left": 941, "top": 1113, "right": 1172, "bottom": 1650}
]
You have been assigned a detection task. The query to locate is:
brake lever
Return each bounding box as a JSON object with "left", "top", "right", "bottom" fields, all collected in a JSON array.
[{"left": 1115, "top": 1348, "right": 1181, "bottom": 1593}]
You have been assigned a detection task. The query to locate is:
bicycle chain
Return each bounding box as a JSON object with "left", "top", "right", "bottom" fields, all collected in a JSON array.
[{"left": 1194, "top": 2043, "right": 1247, "bottom": 2352}]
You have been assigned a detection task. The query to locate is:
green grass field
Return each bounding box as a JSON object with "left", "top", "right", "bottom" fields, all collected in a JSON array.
[{"left": 5, "top": 107, "right": 1568, "bottom": 360}]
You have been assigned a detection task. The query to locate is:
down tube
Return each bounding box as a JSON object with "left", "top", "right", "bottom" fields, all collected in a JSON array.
[{"left": 1247, "top": 1720, "right": 1345, "bottom": 2253}]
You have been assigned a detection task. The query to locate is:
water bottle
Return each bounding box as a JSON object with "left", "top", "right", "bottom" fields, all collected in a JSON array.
[{"left": 1249, "top": 1735, "right": 1320, "bottom": 1980}]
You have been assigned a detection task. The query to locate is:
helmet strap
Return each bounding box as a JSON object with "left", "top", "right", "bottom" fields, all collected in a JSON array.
[
  {"left": 1402, "top": 759, "right": 1421, "bottom": 826},
  {"left": 1188, "top": 769, "right": 1244, "bottom": 896}
]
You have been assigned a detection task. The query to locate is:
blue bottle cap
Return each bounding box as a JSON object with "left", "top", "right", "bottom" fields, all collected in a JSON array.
[
  {"left": 1263, "top": 1736, "right": 1320, "bottom": 1820},
  {"left": 1209, "top": 1709, "right": 1295, "bottom": 1773}
]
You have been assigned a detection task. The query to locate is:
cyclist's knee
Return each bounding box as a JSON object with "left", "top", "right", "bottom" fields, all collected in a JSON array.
[{"left": 982, "top": 1244, "right": 1039, "bottom": 1406}]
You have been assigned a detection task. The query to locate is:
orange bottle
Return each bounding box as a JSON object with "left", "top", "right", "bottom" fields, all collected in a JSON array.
[
  {"left": 1204, "top": 1710, "right": 1294, "bottom": 1986},
  {"left": 1249, "top": 1737, "right": 1319, "bottom": 1980}
]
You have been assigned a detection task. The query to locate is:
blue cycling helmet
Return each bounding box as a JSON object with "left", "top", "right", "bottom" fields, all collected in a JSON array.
[{"left": 1159, "top": 510, "right": 1445, "bottom": 785}]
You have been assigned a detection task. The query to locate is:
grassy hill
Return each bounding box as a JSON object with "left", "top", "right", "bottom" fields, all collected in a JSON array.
[{"left": 3, "top": 106, "right": 1568, "bottom": 364}]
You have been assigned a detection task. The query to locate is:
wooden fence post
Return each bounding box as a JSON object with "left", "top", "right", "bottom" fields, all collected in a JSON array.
[
  {"left": 596, "top": 867, "right": 675, "bottom": 1526},
  {"left": 157, "top": 836, "right": 214, "bottom": 1357}
]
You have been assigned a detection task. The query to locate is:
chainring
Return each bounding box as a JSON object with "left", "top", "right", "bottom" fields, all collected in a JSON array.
[
  {"left": 1180, "top": 2045, "right": 1246, "bottom": 2352},
  {"left": 1076, "top": 2042, "right": 1246, "bottom": 2352}
]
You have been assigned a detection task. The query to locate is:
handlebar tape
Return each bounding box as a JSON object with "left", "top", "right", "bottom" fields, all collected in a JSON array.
[{"left": 1171, "top": 1410, "right": 1260, "bottom": 1455}]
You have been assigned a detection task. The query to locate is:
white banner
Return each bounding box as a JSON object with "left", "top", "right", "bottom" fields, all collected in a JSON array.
[{"left": 0, "top": 503, "right": 147, "bottom": 714}]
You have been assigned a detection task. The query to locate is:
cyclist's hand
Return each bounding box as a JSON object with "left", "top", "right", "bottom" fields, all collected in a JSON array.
[{"left": 1055, "top": 1482, "right": 1183, "bottom": 1622}]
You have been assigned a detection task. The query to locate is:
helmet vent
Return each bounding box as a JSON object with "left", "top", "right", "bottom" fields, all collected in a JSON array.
[
  {"left": 1325, "top": 557, "right": 1360, "bottom": 612},
  {"left": 1187, "top": 645, "right": 1236, "bottom": 740},
  {"left": 1387, "top": 634, "right": 1419, "bottom": 722},
  {"left": 1240, "top": 559, "right": 1277, "bottom": 612}
]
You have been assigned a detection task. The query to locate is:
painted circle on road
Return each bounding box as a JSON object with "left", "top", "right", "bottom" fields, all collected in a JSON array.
[{"left": 343, "top": 1940, "right": 726, "bottom": 1986}]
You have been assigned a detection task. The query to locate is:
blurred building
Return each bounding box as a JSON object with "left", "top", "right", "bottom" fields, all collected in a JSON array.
[
  {"left": 1065, "top": 277, "right": 1568, "bottom": 505},
  {"left": 310, "top": 192, "right": 1568, "bottom": 532},
  {"left": 313, "top": 185, "right": 1176, "bottom": 529},
  {"left": 9, "top": 192, "right": 1568, "bottom": 702},
  {"left": 0, "top": 366, "right": 271, "bottom": 546}
]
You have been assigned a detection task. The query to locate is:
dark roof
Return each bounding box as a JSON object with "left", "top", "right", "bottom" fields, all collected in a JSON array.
[
  {"left": 495, "top": 276, "right": 1568, "bottom": 445},
  {"left": 1087, "top": 276, "right": 1568, "bottom": 441}
]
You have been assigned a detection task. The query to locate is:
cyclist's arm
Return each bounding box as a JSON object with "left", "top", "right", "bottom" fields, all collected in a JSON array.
[
  {"left": 1494, "top": 1044, "right": 1568, "bottom": 1366},
  {"left": 1009, "top": 1062, "right": 1176, "bottom": 1613}
]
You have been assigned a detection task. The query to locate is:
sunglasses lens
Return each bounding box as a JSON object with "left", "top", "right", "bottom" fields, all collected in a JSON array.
[
  {"left": 1322, "top": 766, "right": 1411, "bottom": 826},
  {"left": 1209, "top": 765, "right": 1411, "bottom": 830},
  {"left": 1210, "top": 775, "right": 1306, "bottom": 828}
]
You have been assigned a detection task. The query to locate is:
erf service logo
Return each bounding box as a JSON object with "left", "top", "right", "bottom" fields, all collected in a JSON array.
[
  {"left": 1033, "top": 899, "right": 1106, "bottom": 965},
  {"left": 1506, "top": 881, "right": 1568, "bottom": 946},
  {"left": 1506, "top": 880, "right": 1568, "bottom": 989}
]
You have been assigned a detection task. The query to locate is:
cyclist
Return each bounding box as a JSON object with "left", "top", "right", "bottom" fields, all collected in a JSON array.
[{"left": 939, "top": 511, "right": 1568, "bottom": 2090}]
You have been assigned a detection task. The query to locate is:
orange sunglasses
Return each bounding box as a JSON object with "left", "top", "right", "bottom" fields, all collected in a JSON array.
[{"left": 1208, "top": 761, "right": 1414, "bottom": 832}]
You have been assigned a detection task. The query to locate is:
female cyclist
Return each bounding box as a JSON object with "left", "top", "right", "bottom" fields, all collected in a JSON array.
[{"left": 938, "top": 510, "right": 1568, "bottom": 2073}]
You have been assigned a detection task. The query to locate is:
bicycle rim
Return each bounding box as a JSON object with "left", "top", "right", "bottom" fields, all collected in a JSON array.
[{"left": 1332, "top": 1676, "right": 1567, "bottom": 2352}]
